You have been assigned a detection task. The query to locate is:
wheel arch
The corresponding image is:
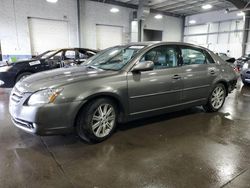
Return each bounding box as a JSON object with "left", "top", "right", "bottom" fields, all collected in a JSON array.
[
  {"left": 214, "top": 80, "right": 229, "bottom": 96},
  {"left": 15, "top": 70, "right": 35, "bottom": 83},
  {"left": 74, "top": 92, "right": 127, "bottom": 127}
]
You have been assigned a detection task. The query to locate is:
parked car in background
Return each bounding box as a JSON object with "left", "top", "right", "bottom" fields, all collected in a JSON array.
[
  {"left": 241, "top": 61, "right": 250, "bottom": 85},
  {"left": 9, "top": 42, "right": 238, "bottom": 143},
  {"left": 235, "top": 54, "right": 250, "bottom": 71},
  {"left": 0, "top": 48, "right": 98, "bottom": 87}
]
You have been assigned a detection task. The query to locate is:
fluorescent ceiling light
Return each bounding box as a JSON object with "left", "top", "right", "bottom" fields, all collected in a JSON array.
[
  {"left": 189, "top": 20, "right": 196, "bottom": 24},
  {"left": 154, "top": 14, "right": 163, "bottom": 19},
  {"left": 46, "top": 0, "right": 58, "bottom": 3},
  {"left": 202, "top": 4, "right": 212, "bottom": 10},
  {"left": 237, "top": 11, "right": 245, "bottom": 16},
  {"left": 110, "top": 8, "right": 119, "bottom": 13}
]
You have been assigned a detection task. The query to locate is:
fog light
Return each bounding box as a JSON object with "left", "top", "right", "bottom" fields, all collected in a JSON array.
[{"left": 0, "top": 80, "right": 5, "bottom": 86}]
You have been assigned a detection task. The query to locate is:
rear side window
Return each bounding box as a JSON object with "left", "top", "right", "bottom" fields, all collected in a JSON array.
[
  {"left": 181, "top": 47, "right": 212, "bottom": 65},
  {"left": 78, "top": 50, "right": 96, "bottom": 59},
  {"left": 64, "top": 50, "right": 76, "bottom": 60}
]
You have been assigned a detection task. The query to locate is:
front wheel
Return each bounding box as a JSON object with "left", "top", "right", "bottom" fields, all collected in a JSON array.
[
  {"left": 76, "top": 98, "right": 118, "bottom": 143},
  {"left": 203, "top": 83, "right": 226, "bottom": 112}
]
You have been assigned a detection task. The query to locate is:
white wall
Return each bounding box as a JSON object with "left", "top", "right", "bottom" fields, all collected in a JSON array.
[
  {"left": 80, "top": 0, "right": 133, "bottom": 49},
  {"left": 184, "top": 10, "right": 244, "bottom": 58},
  {"left": 143, "top": 14, "right": 183, "bottom": 42},
  {"left": 0, "top": 0, "right": 78, "bottom": 61},
  {"left": 80, "top": 1, "right": 183, "bottom": 49}
]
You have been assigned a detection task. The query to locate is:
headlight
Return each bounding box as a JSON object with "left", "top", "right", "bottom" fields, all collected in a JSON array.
[
  {"left": 242, "top": 63, "right": 249, "bottom": 70},
  {"left": 27, "top": 88, "right": 63, "bottom": 106},
  {"left": 0, "top": 66, "right": 12, "bottom": 72}
]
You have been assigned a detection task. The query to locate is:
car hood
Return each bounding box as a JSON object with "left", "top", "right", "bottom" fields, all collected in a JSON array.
[{"left": 18, "top": 66, "right": 118, "bottom": 92}]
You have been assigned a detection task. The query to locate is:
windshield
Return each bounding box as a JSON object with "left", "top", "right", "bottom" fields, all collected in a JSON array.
[
  {"left": 84, "top": 45, "right": 146, "bottom": 71},
  {"left": 35, "top": 50, "right": 58, "bottom": 59}
]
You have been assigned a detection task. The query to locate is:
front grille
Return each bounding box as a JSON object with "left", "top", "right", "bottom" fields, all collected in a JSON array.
[
  {"left": 11, "top": 87, "right": 24, "bottom": 104},
  {"left": 12, "top": 118, "right": 35, "bottom": 130}
]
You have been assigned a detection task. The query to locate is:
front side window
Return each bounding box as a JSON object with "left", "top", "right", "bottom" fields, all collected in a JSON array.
[
  {"left": 36, "top": 50, "right": 59, "bottom": 59},
  {"left": 49, "top": 51, "right": 63, "bottom": 60},
  {"left": 141, "top": 46, "right": 178, "bottom": 69},
  {"left": 181, "top": 47, "right": 209, "bottom": 65},
  {"left": 78, "top": 50, "right": 96, "bottom": 59}
]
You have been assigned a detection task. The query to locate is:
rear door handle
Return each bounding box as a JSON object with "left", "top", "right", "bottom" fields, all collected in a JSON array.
[
  {"left": 209, "top": 68, "right": 216, "bottom": 75},
  {"left": 210, "top": 70, "right": 215, "bottom": 74},
  {"left": 210, "top": 69, "right": 216, "bottom": 75},
  {"left": 172, "top": 75, "right": 181, "bottom": 80}
]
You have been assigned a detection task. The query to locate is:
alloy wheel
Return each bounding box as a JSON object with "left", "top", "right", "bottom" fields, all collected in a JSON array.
[
  {"left": 211, "top": 86, "right": 225, "bottom": 109},
  {"left": 91, "top": 104, "right": 116, "bottom": 138}
]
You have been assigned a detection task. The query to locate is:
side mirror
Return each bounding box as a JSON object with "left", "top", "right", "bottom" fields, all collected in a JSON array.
[{"left": 132, "top": 61, "right": 154, "bottom": 72}]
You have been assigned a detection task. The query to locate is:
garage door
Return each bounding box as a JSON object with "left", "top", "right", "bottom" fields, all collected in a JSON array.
[
  {"left": 28, "top": 18, "right": 69, "bottom": 55},
  {"left": 96, "top": 25, "right": 123, "bottom": 50}
]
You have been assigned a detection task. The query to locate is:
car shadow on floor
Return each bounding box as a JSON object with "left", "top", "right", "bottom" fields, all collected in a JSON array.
[
  {"left": 38, "top": 107, "right": 206, "bottom": 147},
  {"left": 117, "top": 107, "right": 205, "bottom": 131}
]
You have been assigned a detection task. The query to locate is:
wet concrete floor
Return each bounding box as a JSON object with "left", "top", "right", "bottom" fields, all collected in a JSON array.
[{"left": 0, "top": 83, "right": 250, "bottom": 188}]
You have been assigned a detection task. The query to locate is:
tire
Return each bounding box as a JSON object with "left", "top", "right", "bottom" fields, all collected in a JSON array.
[
  {"left": 16, "top": 72, "right": 32, "bottom": 83},
  {"left": 76, "top": 98, "right": 118, "bottom": 143},
  {"left": 203, "top": 83, "right": 226, "bottom": 112},
  {"left": 242, "top": 80, "right": 248, "bottom": 85}
]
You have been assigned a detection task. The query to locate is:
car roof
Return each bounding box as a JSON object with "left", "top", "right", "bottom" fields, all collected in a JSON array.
[
  {"left": 48, "top": 48, "right": 98, "bottom": 53},
  {"left": 122, "top": 41, "right": 210, "bottom": 51}
]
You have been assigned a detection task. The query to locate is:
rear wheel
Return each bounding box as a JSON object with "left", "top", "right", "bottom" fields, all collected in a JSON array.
[
  {"left": 16, "top": 72, "right": 32, "bottom": 83},
  {"left": 76, "top": 98, "right": 118, "bottom": 143},
  {"left": 203, "top": 83, "right": 226, "bottom": 112}
]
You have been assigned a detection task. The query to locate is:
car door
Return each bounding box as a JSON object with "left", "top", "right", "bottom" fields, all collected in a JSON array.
[
  {"left": 179, "top": 45, "right": 219, "bottom": 103},
  {"left": 127, "top": 45, "right": 184, "bottom": 116}
]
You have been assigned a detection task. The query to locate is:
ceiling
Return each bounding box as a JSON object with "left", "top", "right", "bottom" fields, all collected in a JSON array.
[{"left": 115, "top": 0, "right": 236, "bottom": 16}]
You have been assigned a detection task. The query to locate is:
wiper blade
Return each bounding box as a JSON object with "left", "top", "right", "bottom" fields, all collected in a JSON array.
[
  {"left": 84, "top": 65, "right": 100, "bottom": 70},
  {"left": 100, "top": 68, "right": 116, "bottom": 71}
]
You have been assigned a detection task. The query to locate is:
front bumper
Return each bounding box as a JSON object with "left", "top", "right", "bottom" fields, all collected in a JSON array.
[{"left": 9, "top": 91, "right": 84, "bottom": 135}]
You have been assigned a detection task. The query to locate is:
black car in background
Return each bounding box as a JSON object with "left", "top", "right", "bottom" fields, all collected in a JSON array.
[{"left": 0, "top": 48, "right": 98, "bottom": 87}]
